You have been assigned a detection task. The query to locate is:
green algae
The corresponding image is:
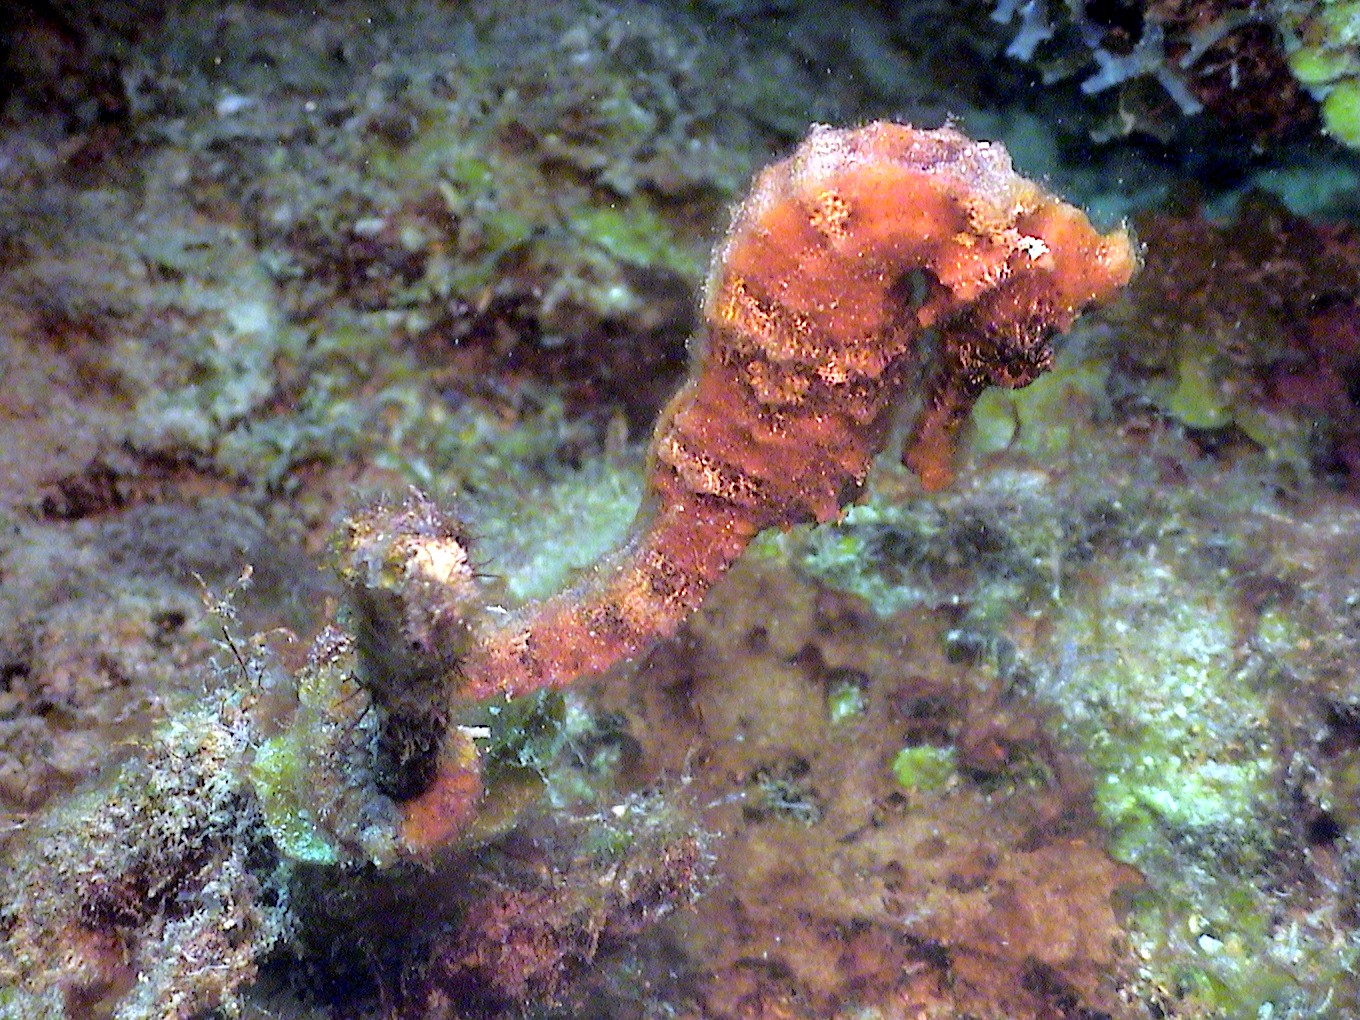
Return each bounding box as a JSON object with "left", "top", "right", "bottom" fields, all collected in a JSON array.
[
  {"left": 1159, "top": 350, "right": 1233, "bottom": 431},
  {"left": 797, "top": 468, "right": 1066, "bottom": 627},
  {"left": 968, "top": 346, "right": 1111, "bottom": 464},
  {"left": 569, "top": 198, "right": 704, "bottom": 279},
  {"left": 1048, "top": 552, "right": 1359, "bottom": 1017},
  {"left": 250, "top": 734, "right": 341, "bottom": 865},
  {"left": 1052, "top": 562, "right": 1276, "bottom": 860},
  {"left": 473, "top": 690, "right": 568, "bottom": 779},
  {"left": 828, "top": 679, "right": 867, "bottom": 724},
  {"left": 0, "top": 986, "right": 63, "bottom": 1020},
  {"left": 464, "top": 446, "right": 642, "bottom": 604},
  {"left": 891, "top": 745, "right": 957, "bottom": 794},
  {"left": 1282, "top": 0, "right": 1360, "bottom": 149},
  {"left": 369, "top": 106, "right": 495, "bottom": 188},
  {"left": 1322, "top": 77, "right": 1360, "bottom": 146}
]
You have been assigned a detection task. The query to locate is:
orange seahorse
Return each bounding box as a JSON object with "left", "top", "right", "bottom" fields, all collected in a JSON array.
[
  {"left": 342, "top": 121, "right": 1137, "bottom": 849},
  {"left": 453, "top": 121, "right": 1136, "bottom": 701}
]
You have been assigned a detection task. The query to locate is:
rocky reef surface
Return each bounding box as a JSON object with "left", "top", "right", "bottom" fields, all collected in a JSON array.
[{"left": 0, "top": 2, "right": 1357, "bottom": 1019}]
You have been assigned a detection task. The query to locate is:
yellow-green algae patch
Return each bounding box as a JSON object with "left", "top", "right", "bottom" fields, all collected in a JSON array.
[
  {"left": 250, "top": 734, "right": 341, "bottom": 866},
  {"left": 1047, "top": 553, "right": 1352, "bottom": 1016},
  {"left": 1282, "top": 0, "right": 1360, "bottom": 148},
  {"left": 569, "top": 198, "right": 706, "bottom": 280},
  {"left": 1051, "top": 560, "right": 1274, "bottom": 855},
  {"left": 968, "top": 345, "right": 1111, "bottom": 464},
  {"left": 891, "top": 744, "right": 957, "bottom": 794},
  {"left": 827, "top": 679, "right": 866, "bottom": 724}
]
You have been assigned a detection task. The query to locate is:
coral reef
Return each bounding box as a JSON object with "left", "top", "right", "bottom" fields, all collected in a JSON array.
[
  {"left": 789, "top": 216, "right": 1360, "bottom": 1014},
  {"left": 592, "top": 553, "right": 1137, "bottom": 1019},
  {"left": 0, "top": 684, "right": 289, "bottom": 1019},
  {"left": 1280, "top": 0, "right": 1360, "bottom": 147},
  {"left": 1113, "top": 190, "right": 1360, "bottom": 484},
  {"left": 0, "top": 500, "right": 322, "bottom": 852},
  {"left": 0, "top": 2, "right": 1356, "bottom": 1019},
  {"left": 415, "top": 791, "right": 713, "bottom": 1011},
  {"left": 0, "top": 98, "right": 1134, "bottom": 1014},
  {"left": 992, "top": 0, "right": 1329, "bottom": 147},
  {"left": 793, "top": 454, "right": 1360, "bottom": 1016}
]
